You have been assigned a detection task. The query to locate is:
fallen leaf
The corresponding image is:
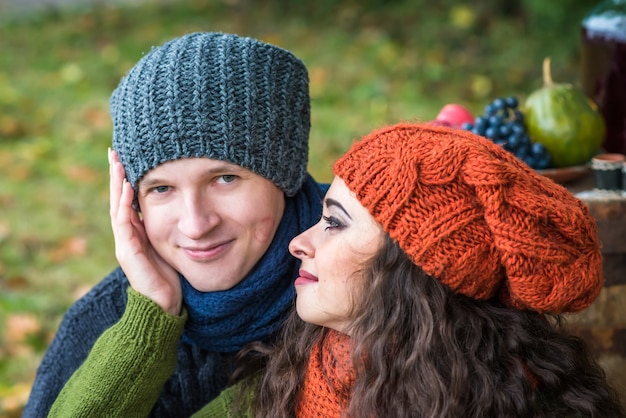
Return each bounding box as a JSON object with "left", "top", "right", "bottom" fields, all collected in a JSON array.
[
  {"left": 0, "top": 383, "right": 32, "bottom": 415},
  {"left": 0, "top": 149, "right": 12, "bottom": 166},
  {"left": 3, "top": 276, "right": 28, "bottom": 290},
  {"left": 309, "top": 66, "right": 328, "bottom": 98},
  {"left": 65, "top": 164, "right": 100, "bottom": 183},
  {"left": 470, "top": 74, "right": 493, "bottom": 99},
  {"left": 83, "top": 107, "right": 111, "bottom": 130},
  {"left": 6, "top": 165, "right": 33, "bottom": 181},
  {"left": 0, "top": 116, "right": 25, "bottom": 139},
  {"left": 0, "top": 221, "right": 10, "bottom": 241},
  {"left": 60, "top": 63, "right": 84, "bottom": 85},
  {"left": 49, "top": 236, "right": 88, "bottom": 263},
  {"left": 6, "top": 314, "right": 40, "bottom": 344},
  {"left": 449, "top": 5, "right": 476, "bottom": 30}
]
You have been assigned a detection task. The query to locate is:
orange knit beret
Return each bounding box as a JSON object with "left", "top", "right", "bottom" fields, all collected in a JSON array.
[{"left": 333, "top": 123, "right": 603, "bottom": 314}]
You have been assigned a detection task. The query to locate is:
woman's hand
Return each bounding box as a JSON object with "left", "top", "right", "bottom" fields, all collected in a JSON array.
[{"left": 109, "top": 149, "right": 182, "bottom": 315}]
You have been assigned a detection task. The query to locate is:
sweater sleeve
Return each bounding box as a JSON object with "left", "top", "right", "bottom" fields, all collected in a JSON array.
[
  {"left": 23, "top": 269, "right": 130, "bottom": 418},
  {"left": 48, "top": 287, "right": 187, "bottom": 418},
  {"left": 191, "top": 381, "right": 254, "bottom": 418}
]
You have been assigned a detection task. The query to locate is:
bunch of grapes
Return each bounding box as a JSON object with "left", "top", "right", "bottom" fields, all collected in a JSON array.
[{"left": 461, "top": 97, "right": 552, "bottom": 170}]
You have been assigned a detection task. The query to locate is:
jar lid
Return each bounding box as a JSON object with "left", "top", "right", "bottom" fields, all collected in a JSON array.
[{"left": 582, "top": 0, "right": 626, "bottom": 42}]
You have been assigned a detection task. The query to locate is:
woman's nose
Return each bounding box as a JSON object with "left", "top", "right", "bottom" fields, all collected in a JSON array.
[{"left": 289, "top": 226, "right": 315, "bottom": 259}]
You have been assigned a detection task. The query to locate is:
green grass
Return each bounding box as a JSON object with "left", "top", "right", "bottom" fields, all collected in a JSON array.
[{"left": 0, "top": 0, "right": 597, "bottom": 414}]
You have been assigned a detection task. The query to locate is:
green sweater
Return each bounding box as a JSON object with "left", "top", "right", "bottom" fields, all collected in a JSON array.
[{"left": 48, "top": 288, "right": 251, "bottom": 418}]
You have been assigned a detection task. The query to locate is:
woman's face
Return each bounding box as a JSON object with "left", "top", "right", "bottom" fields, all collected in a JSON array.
[{"left": 289, "top": 177, "right": 384, "bottom": 333}]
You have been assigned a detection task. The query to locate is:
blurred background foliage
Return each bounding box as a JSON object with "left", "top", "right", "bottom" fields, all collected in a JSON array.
[{"left": 0, "top": 0, "right": 599, "bottom": 415}]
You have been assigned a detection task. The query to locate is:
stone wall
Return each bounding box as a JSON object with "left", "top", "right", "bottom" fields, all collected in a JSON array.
[
  {"left": 566, "top": 187, "right": 626, "bottom": 405},
  {"left": 566, "top": 284, "right": 626, "bottom": 400}
]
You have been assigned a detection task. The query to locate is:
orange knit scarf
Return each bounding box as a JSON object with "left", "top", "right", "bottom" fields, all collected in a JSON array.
[{"left": 296, "top": 330, "right": 355, "bottom": 417}]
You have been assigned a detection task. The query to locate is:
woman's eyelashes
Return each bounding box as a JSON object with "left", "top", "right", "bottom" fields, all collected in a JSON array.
[{"left": 323, "top": 215, "right": 346, "bottom": 231}]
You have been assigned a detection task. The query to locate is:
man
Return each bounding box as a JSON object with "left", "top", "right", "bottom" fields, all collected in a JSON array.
[{"left": 24, "top": 32, "right": 325, "bottom": 417}]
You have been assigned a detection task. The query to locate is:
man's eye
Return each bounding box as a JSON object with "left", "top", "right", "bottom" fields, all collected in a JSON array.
[{"left": 218, "top": 175, "right": 237, "bottom": 184}]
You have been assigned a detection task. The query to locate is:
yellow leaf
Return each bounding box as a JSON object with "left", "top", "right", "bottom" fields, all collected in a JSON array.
[
  {"left": 470, "top": 75, "right": 493, "bottom": 99},
  {"left": 449, "top": 6, "right": 477, "bottom": 30},
  {"left": 60, "top": 63, "right": 84, "bottom": 85},
  {"left": 0, "top": 383, "right": 32, "bottom": 415}
]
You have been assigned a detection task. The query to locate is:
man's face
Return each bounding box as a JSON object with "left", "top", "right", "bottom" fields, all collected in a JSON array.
[{"left": 137, "top": 158, "right": 285, "bottom": 292}]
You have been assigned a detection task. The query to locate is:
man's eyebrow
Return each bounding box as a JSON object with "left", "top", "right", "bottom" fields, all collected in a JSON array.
[
  {"left": 324, "top": 197, "right": 352, "bottom": 220},
  {"left": 138, "top": 177, "right": 167, "bottom": 191},
  {"left": 138, "top": 162, "right": 247, "bottom": 189}
]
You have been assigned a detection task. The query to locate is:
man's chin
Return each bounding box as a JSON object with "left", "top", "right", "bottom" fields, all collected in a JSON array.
[{"left": 181, "top": 273, "right": 243, "bottom": 293}]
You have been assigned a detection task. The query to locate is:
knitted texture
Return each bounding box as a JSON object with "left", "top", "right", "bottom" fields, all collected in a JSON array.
[
  {"left": 180, "top": 175, "right": 325, "bottom": 352},
  {"left": 334, "top": 123, "right": 603, "bottom": 314},
  {"left": 22, "top": 268, "right": 233, "bottom": 418},
  {"left": 48, "top": 288, "right": 186, "bottom": 417},
  {"left": 110, "top": 32, "right": 310, "bottom": 196},
  {"left": 297, "top": 330, "right": 354, "bottom": 418}
]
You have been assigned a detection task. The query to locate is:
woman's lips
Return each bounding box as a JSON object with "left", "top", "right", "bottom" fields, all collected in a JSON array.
[{"left": 294, "top": 269, "right": 318, "bottom": 286}]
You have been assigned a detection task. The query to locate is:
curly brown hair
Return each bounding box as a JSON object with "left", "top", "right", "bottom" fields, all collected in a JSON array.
[{"left": 235, "top": 235, "right": 625, "bottom": 417}]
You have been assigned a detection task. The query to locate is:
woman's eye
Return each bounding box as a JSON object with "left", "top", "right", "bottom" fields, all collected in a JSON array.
[
  {"left": 323, "top": 215, "right": 344, "bottom": 231},
  {"left": 218, "top": 175, "right": 237, "bottom": 184},
  {"left": 153, "top": 185, "right": 170, "bottom": 193}
]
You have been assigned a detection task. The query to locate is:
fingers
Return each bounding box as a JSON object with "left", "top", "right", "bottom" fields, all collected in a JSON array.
[
  {"left": 109, "top": 148, "right": 137, "bottom": 245},
  {"left": 109, "top": 148, "right": 125, "bottom": 220},
  {"left": 106, "top": 149, "right": 182, "bottom": 315},
  {"left": 109, "top": 148, "right": 135, "bottom": 222},
  {"left": 118, "top": 178, "right": 136, "bottom": 230}
]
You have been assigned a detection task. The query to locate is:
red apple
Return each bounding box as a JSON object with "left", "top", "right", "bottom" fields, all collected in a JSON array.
[{"left": 434, "top": 104, "right": 474, "bottom": 128}]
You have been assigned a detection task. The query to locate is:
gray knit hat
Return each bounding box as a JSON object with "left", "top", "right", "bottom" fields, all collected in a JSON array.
[{"left": 110, "top": 32, "right": 310, "bottom": 196}]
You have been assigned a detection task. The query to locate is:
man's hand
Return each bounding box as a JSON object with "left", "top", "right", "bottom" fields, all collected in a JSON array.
[{"left": 109, "top": 149, "right": 182, "bottom": 315}]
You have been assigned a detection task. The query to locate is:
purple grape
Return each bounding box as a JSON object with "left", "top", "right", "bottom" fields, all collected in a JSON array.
[{"left": 460, "top": 96, "right": 553, "bottom": 170}]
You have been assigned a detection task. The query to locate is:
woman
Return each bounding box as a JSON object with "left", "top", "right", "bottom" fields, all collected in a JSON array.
[{"left": 50, "top": 123, "right": 626, "bottom": 417}]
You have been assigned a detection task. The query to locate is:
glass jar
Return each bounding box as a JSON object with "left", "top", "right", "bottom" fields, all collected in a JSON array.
[{"left": 580, "top": 0, "right": 626, "bottom": 154}]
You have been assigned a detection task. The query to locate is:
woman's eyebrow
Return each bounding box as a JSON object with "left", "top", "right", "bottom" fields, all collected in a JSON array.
[{"left": 324, "top": 197, "right": 352, "bottom": 220}]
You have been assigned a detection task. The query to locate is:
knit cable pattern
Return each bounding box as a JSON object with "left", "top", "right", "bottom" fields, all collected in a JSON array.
[{"left": 334, "top": 123, "right": 603, "bottom": 314}]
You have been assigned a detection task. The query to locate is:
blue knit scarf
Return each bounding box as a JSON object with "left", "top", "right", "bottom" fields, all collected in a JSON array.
[{"left": 180, "top": 175, "right": 326, "bottom": 352}]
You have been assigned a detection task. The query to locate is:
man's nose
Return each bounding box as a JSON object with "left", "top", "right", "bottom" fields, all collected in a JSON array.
[{"left": 177, "top": 194, "right": 220, "bottom": 239}]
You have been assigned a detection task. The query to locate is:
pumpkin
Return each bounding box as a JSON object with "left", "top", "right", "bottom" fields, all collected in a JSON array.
[{"left": 523, "top": 58, "right": 605, "bottom": 168}]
